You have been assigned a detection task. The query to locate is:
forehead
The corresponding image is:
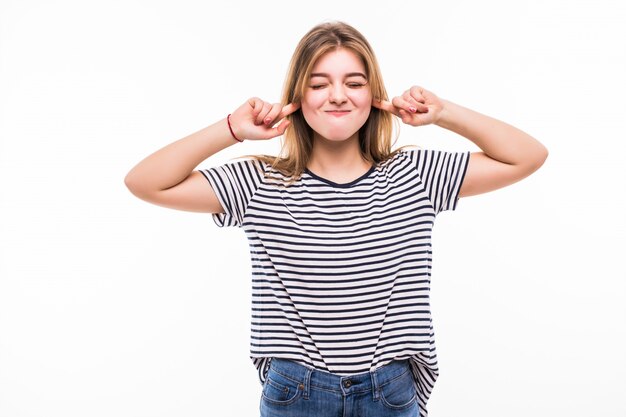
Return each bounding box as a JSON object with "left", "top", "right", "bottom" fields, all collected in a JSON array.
[{"left": 310, "top": 48, "right": 366, "bottom": 76}]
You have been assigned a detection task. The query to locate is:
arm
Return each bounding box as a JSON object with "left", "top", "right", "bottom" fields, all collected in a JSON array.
[
  {"left": 124, "top": 99, "right": 298, "bottom": 213},
  {"left": 124, "top": 117, "right": 238, "bottom": 213},
  {"left": 435, "top": 99, "right": 549, "bottom": 198},
  {"left": 373, "top": 86, "right": 549, "bottom": 198}
]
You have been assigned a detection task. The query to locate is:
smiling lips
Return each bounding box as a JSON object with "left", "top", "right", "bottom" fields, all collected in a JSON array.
[{"left": 326, "top": 110, "right": 351, "bottom": 117}]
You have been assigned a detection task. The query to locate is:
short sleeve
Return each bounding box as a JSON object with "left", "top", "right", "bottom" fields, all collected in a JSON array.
[
  {"left": 198, "top": 158, "right": 266, "bottom": 228},
  {"left": 406, "top": 148, "right": 470, "bottom": 214}
]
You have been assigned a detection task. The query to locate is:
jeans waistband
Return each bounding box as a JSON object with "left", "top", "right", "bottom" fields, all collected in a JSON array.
[{"left": 268, "top": 358, "right": 412, "bottom": 399}]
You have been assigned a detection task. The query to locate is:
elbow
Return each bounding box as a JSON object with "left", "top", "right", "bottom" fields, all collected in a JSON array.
[
  {"left": 124, "top": 172, "right": 164, "bottom": 202},
  {"left": 124, "top": 172, "right": 136, "bottom": 192},
  {"left": 526, "top": 143, "right": 549, "bottom": 173},
  {"left": 536, "top": 143, "right": 549, "bottom": 168},
  {"left": 124, "top": 172, "right": 146, "bottom": 197}
]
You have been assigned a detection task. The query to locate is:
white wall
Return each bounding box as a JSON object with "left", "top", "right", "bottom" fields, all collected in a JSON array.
[{"left": 1, "top": 0, "right": 624, "bottom": 416}]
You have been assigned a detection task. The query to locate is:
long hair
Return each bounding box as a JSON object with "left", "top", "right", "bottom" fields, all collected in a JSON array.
[{"left": 241, "top": 21, "right": 412, "bottom": 184}]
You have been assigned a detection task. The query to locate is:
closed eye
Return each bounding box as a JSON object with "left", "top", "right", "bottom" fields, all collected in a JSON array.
[{"left": 310, "top": 83, "right": 366, "bottom": 90}]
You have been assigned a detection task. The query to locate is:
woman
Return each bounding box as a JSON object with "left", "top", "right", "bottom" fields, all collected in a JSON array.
[{"left": 125, "top": 21, "right": 547, "bottom": 417}]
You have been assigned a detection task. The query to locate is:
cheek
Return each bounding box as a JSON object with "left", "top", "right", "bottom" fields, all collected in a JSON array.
[
  {"left": 300, "top": 103, "right": 315, "bottom": 123},
  {"left": 300, "top": 104, "right": 318, "bottom": 129},
  {"left": 349, "top": 90, "right": 372, "bottom": 108},
  {"left": 301, "top": 96, "right": 324, "bottom": 121},
  {"left": 348, "top": 92, "right": 372, "bottom": 123},
  {"left": 302, "top": 93, "right": 324, "bottom": 110}
]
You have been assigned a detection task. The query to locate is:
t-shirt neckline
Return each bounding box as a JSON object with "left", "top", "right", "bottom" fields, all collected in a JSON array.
[{"left": 304, "top": 164, "right": 377, "bottom": 188}]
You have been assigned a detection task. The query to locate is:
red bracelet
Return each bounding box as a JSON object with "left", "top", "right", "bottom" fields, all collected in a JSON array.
[{"left": 227, "top": 114, "right": 243, "bottom": 142}]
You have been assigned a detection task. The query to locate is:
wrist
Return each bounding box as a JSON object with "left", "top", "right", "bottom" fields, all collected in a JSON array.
[
  {"left": 434, "top": 99, "right": 454, "bottom": 129},
  {"left": 226, "top": 113, "right": 244, "bottom": 142}
]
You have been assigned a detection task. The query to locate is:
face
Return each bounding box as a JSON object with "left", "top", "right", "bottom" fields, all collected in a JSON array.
[{"left": 301, "top": 48, "right": 372, "bottom": 143}]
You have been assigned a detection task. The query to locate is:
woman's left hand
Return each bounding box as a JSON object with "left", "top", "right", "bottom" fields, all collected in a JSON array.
[{"left": 372, "top": 86, "right": 444, "bottom": 127}]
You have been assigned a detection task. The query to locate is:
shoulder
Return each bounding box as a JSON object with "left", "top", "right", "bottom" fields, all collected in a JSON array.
[
  {"left": 392, "top": 145, "right": 423, "bottom": 158},
  {"left": 382, "top": 145, "right": 422, "bottom": 166},
  {"left": 217, "top": 157, "right": 269, "bottom": 176},
  {"left": 396, "top": 146, "right": 467, "bottom": 165},
  {"left": 226, "top": 156, "right": 267, "bottom": 168},
  {"left": 204, "top": 157, "right": 270, "bottom": 189}
]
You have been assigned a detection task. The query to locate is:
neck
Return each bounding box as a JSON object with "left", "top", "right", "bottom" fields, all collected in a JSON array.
[{"left": 307, "top": 132, "right": 371, "bottom": 179}]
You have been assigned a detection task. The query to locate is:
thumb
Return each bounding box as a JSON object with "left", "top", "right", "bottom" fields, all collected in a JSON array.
[
  {"left": 276, "top": 119, "right": 291, "bottom": 135},
  {"left": 265, "top": 119, "right": 290, "bottom": 139}
]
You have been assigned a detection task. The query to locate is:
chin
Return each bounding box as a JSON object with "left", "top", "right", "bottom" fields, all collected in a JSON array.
[
  {"left": 317, "top": 129, "right": 359, "bottom": 142},
  {"left": 313, "top": 123, "right": 363, "bottom": 142}
]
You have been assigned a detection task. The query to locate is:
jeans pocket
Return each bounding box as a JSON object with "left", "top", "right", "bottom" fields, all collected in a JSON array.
[
  {"left": 261, "top": 368, "right": 304, "bottom": 406},
  {"left": 379, "top": 369, "right": 418, "bottom": 410}
]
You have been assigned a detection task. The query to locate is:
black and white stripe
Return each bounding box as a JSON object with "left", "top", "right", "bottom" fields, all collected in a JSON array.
[{"left": 200, "top": 147, "right": 470, "bottom": 417}]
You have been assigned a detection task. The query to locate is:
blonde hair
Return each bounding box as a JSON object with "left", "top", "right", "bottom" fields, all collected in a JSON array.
[{"left": 241, "top": 21, "right": 413, "bottom": 184}]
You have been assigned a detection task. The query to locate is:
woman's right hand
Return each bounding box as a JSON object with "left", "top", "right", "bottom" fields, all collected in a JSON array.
[{"left": 229, "top": 98, "right": 301, "bottom": 141}]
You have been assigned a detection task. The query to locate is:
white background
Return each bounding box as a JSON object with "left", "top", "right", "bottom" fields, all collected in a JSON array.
[{"left": 1, "top": 1, "right": 625, "bottom": 416}]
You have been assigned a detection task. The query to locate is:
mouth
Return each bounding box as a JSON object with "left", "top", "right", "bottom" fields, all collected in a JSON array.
[{"left": 325, "top": 110, "right": 351, "bottom": 117}]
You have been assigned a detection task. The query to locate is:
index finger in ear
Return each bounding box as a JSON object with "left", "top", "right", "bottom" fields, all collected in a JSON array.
[
  {"left": 279, "top": 102, "right": 301, "bottom": 119},
  {"left": 372, "top": 98, "right": 399, "bottom": 116}
]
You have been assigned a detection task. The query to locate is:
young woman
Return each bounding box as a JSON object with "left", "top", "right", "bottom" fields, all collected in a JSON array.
[{"left": 125, "top": 21, "right": 547, "bottom": 417}]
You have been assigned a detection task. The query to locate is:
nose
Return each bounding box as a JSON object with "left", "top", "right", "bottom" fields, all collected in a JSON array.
[{"left": 329, "top": 83, "right": 348, "bottom": 105}]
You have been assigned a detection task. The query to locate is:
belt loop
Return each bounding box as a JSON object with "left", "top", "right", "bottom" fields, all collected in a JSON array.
[
  {"left": 371, "top": 368, "right": 380, "bottom": 401},
  {"left": 302, "top": 366, "right": 312, "bottom": 400}
]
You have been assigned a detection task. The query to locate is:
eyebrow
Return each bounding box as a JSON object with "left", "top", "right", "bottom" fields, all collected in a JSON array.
[{"left": 310, "top": 72, "right": 367, "bottom": 79}]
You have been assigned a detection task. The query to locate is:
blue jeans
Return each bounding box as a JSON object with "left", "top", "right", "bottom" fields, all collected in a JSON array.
[{"left": 259, "top": 358, "right": 420, "bottom": 417}]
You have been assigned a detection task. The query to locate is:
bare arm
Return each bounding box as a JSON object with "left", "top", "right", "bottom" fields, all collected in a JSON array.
[
  {"left": 123, "top": 99, "right": 299, "bottom": 213},
  {"left": 373, "top": 87, "right": 548, "bottom": 198},
  {"left": 124, "top": 117, "right": 236, "bottom": 213},
  {"left": 435, "top": 99, "right": 549, "bottom": 197}
]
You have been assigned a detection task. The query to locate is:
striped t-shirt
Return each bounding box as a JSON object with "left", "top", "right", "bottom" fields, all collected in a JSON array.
[{"left": 200, "top": 146, "right": 470, "bottom": 417}]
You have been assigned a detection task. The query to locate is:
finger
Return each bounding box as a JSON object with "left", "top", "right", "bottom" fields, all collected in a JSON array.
[
  {"left": 402, "top": 96, "right": 424, "bottom": 113},
  {"left": 263, "top": 103, "right": 283, "bottom": 126},
  {"left": 278, "top": 102, "right": 301, "bottom": 120},
  {"left": 409, "top": 93, "right": 426, "bottom": 105},
  {"left": 392, "top": 96, "right": 418, "bottom": 114},
  {"left": 403, "top": 90, "right": 422, "bottom": 104},
  {"left": 407, "top": 96, "right": 428, "bottom": 113},
  {"left": 260, "top": 118, "right": 290, "bottom": 140},
  {"left": 255, "top": 101, "right": 273, "bottom": 125},
  {"left": 398, "top": 92, "right": 426, "bottom": 114},
  {"left": 398, "top": 108, "right": 412, "bottom": 123},
  {"left": 407, "top": 89, "right": 428, "bottom": 112},
  {"left": 275, "top": 119, "right": 291, "bottom": 135},
  {"left": 409, "top": 85, "right": 427, "bottom": 102},
  {"left": 248, "top": 97, "right": 264, "bottom": 119},
  {"left": 372, "top": 98, "right": 399, "bottom": 116}
]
